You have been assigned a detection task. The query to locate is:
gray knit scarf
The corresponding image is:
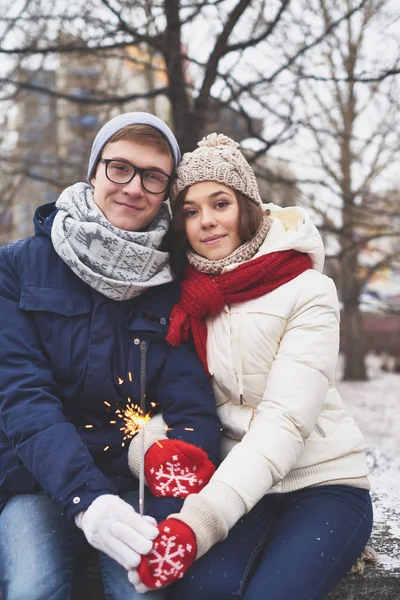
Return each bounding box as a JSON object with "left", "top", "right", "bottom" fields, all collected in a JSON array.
[
  {"left": 51, "top": 182, "right": 173, "bottom": 301},
  {"left": 186, "top": 213, "right": 272, "bottom": 275}
]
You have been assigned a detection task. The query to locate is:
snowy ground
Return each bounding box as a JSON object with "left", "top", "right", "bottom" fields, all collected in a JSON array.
[
  {"left": 337, "top": 354, "right": 400, "bottom": 460},
  {"left": 336, "top": 354, "right": 400, "bottom": 574}
]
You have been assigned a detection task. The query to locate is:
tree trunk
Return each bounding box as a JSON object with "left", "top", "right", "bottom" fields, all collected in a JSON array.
[
  {"left": 163, "top": 0, "right": 202, "bottom": 153},
  {"left": 341, "top": 303, "right": 368, "bottom": 380},
  {"left": 340, "top": 242, "right": 368, "bottom": 381}
]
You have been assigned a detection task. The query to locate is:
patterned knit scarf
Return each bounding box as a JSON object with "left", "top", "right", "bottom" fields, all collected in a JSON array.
[
  {"left": 51, "top": 182, "right": 173, "bottom": 301},
  {"left": 166, "top": 250, "right": 313, "bottom": 374}
]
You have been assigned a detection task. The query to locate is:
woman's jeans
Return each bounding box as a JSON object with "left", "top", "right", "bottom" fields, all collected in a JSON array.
[
  {"left": 169, "top": 485, "right": 373, "bottom": 600},
  {"left": 0, "top": 490, "right": 166, "bottom": 600}
]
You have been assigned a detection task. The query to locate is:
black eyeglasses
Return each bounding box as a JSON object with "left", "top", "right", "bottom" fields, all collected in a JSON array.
[{"left": 99, "top": 158, "right": 172, "bottom": 194}]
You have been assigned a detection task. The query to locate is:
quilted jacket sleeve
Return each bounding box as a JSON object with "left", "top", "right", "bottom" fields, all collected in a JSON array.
[{"left": 210, "top": 274, "right": 339, "bottom": 507}]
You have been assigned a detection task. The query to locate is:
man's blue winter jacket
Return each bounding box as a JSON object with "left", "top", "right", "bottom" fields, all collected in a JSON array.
[{"left": 0, "top": 203, "right": 220, "bottom": 519}]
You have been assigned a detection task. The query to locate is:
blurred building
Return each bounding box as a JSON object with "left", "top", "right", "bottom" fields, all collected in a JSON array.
[{"left": 11, "top": 69, "right": 58, "bottom": 240}]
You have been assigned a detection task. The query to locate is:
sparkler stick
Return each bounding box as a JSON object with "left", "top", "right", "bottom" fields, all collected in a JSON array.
[{"left": 138, "top": 341, "right": 148, "bottom": 517}]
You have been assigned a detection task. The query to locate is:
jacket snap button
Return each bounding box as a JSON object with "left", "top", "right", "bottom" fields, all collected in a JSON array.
[
  {"left": 134, "top": 338, "right": 140, "bottom": 345},
  {"left": 73, "top": 496, "right": 81, "bottom": 504}
]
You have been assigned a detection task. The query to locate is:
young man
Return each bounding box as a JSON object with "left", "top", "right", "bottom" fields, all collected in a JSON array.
[{"left": 0, "top": 113, "right": 220, "bottom": 600}]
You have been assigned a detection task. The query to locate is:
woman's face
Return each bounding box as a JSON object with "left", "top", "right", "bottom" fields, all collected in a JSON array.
[{"left": 183, "top": 181, "right": 241, "bottom": 260}]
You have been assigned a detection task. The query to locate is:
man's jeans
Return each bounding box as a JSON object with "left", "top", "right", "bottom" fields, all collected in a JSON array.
[
  {"left": 169, "top": 485, "right": 373, "bottom": 600},
  {"left": 0, "top": 490, "right": 166, "bottom": 600}
]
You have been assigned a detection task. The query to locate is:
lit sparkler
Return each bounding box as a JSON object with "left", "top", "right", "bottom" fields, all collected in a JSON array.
[
  {"left": 110, "top": 345, "right": 150, "bottom": 516},
  {"left": 102, "top": 400, "right": 151, "bottom": 451},
  {"left": 115, "top": 403, "right": 151, "bottom": 442},
  {"left": 138, "top": 342, "right": 148, "bottom": 517}
]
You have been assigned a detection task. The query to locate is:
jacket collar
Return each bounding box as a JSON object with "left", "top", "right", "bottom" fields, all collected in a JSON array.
[{"left": 33, "top": 202, "right": 57, "bottom": 237}]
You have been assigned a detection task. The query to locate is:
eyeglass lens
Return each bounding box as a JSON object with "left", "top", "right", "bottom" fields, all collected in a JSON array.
[{"left": 106, "top": 160, "right": 170, "bottom": 193}]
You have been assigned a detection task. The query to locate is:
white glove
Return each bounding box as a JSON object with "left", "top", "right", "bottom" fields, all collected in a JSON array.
[{"left": 75, "top": 494, "right": 159, "bottom": 571}]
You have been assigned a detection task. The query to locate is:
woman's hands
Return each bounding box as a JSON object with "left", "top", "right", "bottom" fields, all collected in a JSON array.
[
  {"left": 145, "top": 438, "right": 215, "bottom": 497},
  {"left": 128, "top": 518, "right": 197, "bottom": 592},
  {"left": 128, "top": 414, "right": 215, "bottom": 498},
  {"left": 128, "top": 480, "right": 247, "bottom": 592}
]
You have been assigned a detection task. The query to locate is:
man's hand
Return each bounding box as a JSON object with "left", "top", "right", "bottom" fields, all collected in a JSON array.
[{"left": 75, "top": 495, "right": 159, "bottom": 571}]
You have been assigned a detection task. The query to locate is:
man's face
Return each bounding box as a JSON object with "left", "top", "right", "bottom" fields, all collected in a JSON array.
[{"left": 90, "top": 139, "right": 173, "bottom": 231}]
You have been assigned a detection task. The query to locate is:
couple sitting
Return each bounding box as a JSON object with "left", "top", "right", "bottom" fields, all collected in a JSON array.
[{"left": 0, "top": 112, "right": 372, "bottom": 600}]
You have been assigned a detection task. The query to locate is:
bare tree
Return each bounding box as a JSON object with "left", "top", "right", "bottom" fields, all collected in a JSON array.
[
  {"left": 0, "top": 0, "right": 379, "bottom": 158},
  {"left": 1, "top": 0, "right": 399, "bottom": 378},
  {"left": 277, "top": 0, "right": 400, "bottom": 379}
]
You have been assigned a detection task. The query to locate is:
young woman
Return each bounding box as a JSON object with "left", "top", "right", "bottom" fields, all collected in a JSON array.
[{"left": 131, "top": 133, "right": 373, "bottom": 600}]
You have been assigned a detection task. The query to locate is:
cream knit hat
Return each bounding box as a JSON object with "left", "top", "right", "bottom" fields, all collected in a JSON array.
[{"left": 170, "top": 133, "right": 262, "bottom": 205}]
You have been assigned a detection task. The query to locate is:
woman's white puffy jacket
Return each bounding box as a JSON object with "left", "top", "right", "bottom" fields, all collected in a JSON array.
[{"left": 173, "top": 204, "right": 370, "bottom": 558}]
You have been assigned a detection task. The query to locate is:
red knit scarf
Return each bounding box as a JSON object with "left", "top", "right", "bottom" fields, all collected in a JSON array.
[{"left": 166, "top": 250, "right": 313, "bottom": 374}]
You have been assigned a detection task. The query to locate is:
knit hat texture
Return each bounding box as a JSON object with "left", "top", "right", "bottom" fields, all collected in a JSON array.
[
  {"left": 87, "top": 112, "right": 181, "bottom": 181},
  {"left": 170, "top": 133, "right": 262, "bottom": 205}
]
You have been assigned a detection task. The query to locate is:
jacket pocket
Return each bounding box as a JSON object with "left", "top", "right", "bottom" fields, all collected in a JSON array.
[
  {"left": 314, "top": 423, "right": 326, "bottom": 438},
  {"left": 19, "top": 286, "right": 91, "bottom": 316},
  {"left": 19, "top": 286, "right": 92, "bottom": 380}
]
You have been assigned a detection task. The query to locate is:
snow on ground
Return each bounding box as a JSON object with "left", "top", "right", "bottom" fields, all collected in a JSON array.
[
  {"left": 336, "top": 354, "right": 400, "bottom": 460},
  {"left": 336, "top": 354, "right": 400, "bottom": 573}
]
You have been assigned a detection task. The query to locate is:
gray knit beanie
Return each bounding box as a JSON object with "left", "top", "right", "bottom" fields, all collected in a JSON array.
[
  {"left": 87, "top": 112, "right": 181, "bottom": 181},
  {"left": 170, "top": 133, "right": 262, "bottom": 206}
]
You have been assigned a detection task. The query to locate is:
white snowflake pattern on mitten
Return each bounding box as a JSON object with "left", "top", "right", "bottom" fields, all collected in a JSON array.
[
  {"left": 149, "top": 526, "right": 193, "bottom": 587},
  {"left": 150, "top": 455, "right": 202, "bottom": 497},
  {"left": 145, "top": 439, "right": 215, "bottom": 499},
  {"left": 137, "top": 518, "right": 197, "bottom": 590}
]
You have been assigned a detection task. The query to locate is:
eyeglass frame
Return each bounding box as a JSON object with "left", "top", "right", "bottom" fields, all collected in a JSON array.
[{"left": 99, "top": 158, "right": 173, "bottom": 195}]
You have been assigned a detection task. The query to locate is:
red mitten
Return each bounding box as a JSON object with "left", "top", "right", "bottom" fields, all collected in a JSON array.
[
  {"left": 137, "top": 518, "right": 197, "bottom": 589},
  {"left": 145, "top": 439, "right": 215, "bottom": 498}
]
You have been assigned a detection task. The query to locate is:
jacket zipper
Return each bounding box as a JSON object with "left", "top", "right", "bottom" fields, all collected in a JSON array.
[{"left": 315, "top": 423, "right": 326, "bottom": 438}]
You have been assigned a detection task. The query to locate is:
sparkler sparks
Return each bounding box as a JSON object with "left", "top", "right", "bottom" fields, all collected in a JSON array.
[{"left": 115, "top": 403, "right": 151, "bottom": 442}]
